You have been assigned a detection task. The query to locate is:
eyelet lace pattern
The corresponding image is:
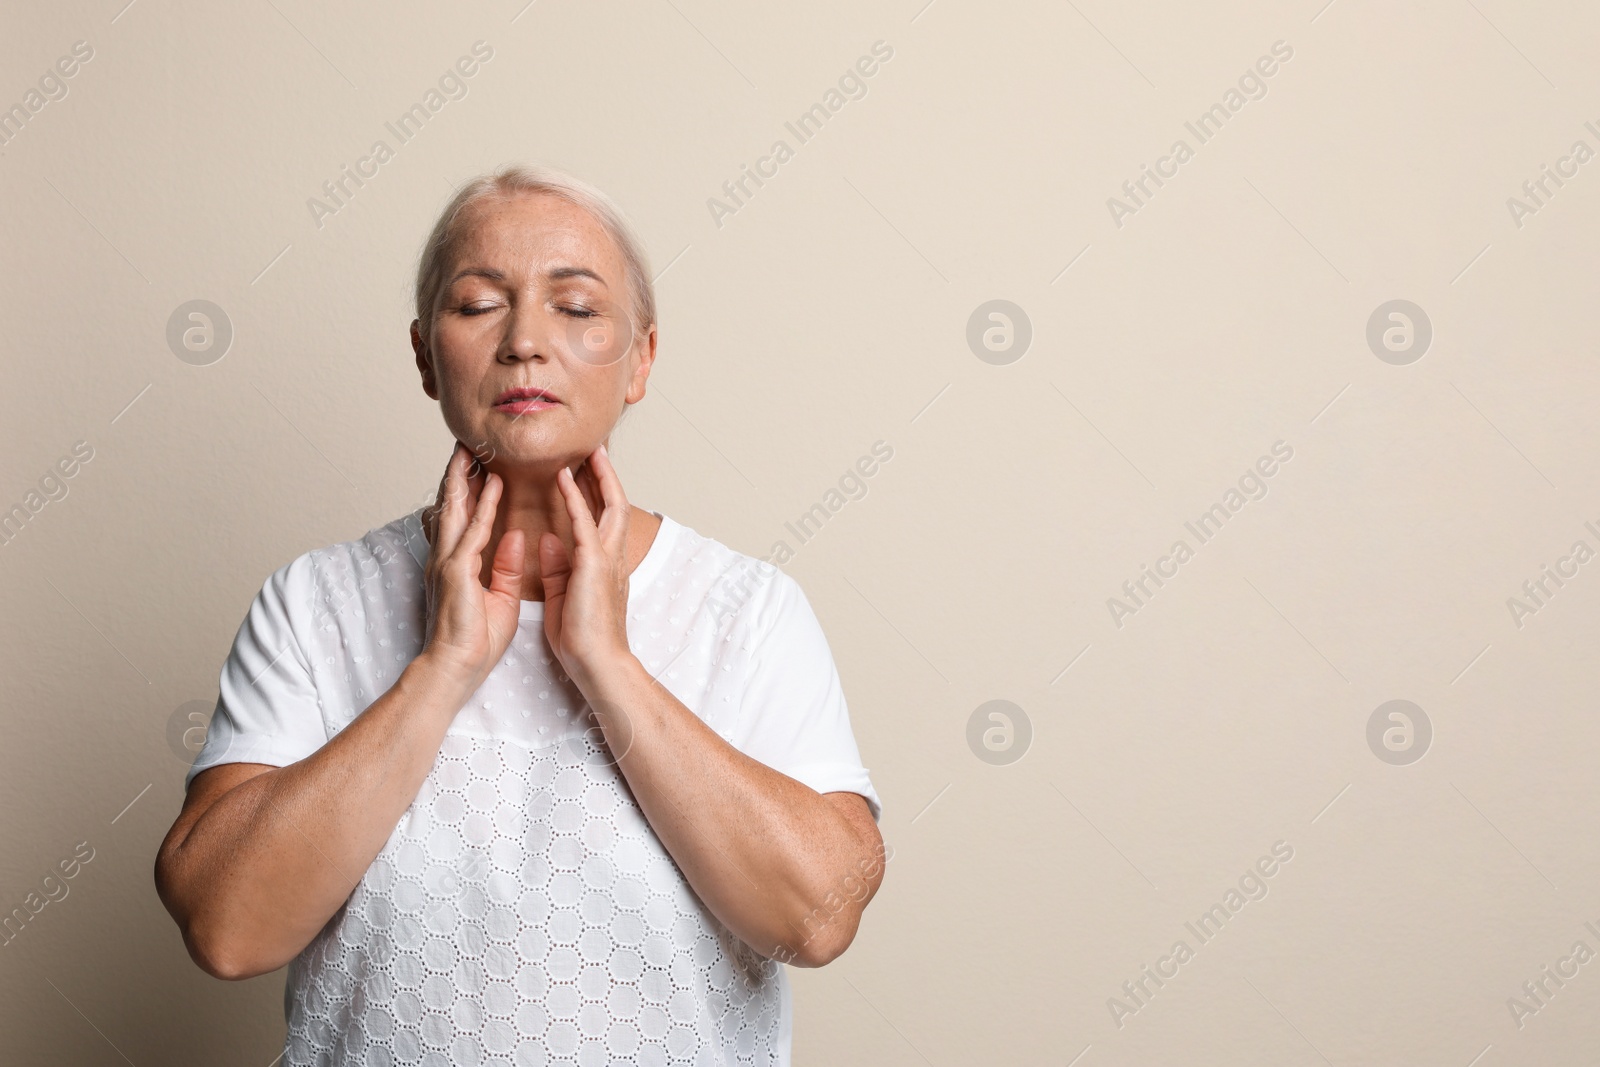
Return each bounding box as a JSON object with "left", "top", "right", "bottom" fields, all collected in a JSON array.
[{"left": 279, "top": 515, "right": 787, "bottom": 1066}]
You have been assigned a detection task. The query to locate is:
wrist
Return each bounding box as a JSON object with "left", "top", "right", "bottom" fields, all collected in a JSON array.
[
  {"left": 570, "top": 646, "right": 647, "bottom": 700},
  {"left": 574, "top": 652, "right": 657, "bottom": 761},
  {"left": 405, "top": 650, "right": 483, "bottom": 708}
]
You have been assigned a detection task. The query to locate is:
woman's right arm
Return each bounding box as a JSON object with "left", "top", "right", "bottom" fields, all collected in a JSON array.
[
  {"left": 155, "top": 443, "right": 523, "bottom": 980},
  {"left": 154, "top": 652, "right": 476, "bottom": 980}
]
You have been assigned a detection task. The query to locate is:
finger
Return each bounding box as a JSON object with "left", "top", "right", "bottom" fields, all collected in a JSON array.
[
  {"left": 588, "top": 443, "right": 631, "bottom": 553},
  {"left": 487, "top": 526, "right": 525, "bottom": 601},
  {"left": 574, "top": 459, "right": 605, "bottom": 525},
  {"left": 430, "top": 443, "right": 466, "bottom": 561},
  {"left": 538, "top": 530, "right": 571, "bottom": 653},
  {"left": 555, "top": 465, "right": 599, "bottom": 551},
  {"left": 463, "top": 445, "right": 490, "bottom": 485},
  {"left": 454, "top": 451, "right": 489, "bottom": 544},
  {"left": 434, "top": 442, "right": 472, "bottom": 561},
  {"left": 422, "top": 443, "right": 465, "bottom": 546},
  {"left": 452, "top": 471, "right": 501, "bottom": 573},
  {"left": 538, "top": 529, "right": 571, "bottom": 590}
]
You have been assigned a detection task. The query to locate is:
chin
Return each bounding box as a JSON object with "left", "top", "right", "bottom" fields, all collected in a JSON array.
[
  {"left": 486, "top": 435, "right": 583, "bottom": 472},
  {"left": 443, "top": 407, "right": 595, "bottom": 470}
]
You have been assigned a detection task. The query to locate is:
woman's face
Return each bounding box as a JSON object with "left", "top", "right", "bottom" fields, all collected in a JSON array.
[{"left": 412, "top": 191, "right": 655, "bottom": 475}]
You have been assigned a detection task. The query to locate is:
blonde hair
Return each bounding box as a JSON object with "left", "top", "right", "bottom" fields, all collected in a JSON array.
[{"left": 413, "top": 164, "right": 655, "bottom": 342}]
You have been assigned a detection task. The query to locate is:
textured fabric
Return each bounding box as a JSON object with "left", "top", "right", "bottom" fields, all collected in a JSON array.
[{"left": 188, "top": 507, "right": 882, "bottom": 1066}]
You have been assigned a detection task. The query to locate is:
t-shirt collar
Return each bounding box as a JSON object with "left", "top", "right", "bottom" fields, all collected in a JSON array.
[{"left": 401, "top": 506, "right": 675, "bottom": 619}]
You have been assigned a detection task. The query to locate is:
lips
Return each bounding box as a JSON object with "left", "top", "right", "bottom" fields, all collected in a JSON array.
[{"left": 494, "top": 386, "right": 560, "bottom": 406}]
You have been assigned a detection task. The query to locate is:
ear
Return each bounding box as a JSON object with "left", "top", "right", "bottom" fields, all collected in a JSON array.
[
  {"left": 412, "top": 319, "right": 439, "bottom": 400},
  {"left": 624, "top": 322, "right": 657, "bottom": 406}
]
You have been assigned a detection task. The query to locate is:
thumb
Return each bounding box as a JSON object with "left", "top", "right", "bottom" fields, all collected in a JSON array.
[
  {"left": 539, "top": 531, "right": 571, "bottom": 594},
  {"left": 487, "top": 527, "right": 525, "bottom": 599}
]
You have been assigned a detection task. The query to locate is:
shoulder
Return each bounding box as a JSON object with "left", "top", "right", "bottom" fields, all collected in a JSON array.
[
  {"left": 656, "top": 514, "right": 810, "bottom": 638},
  {"left": 250, "top": 511, "right": 424, "bottom": 628}
]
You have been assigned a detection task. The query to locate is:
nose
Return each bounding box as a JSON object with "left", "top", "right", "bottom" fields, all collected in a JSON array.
[{"left": 498, "top": 298, "right": 550, "bottom": 364}]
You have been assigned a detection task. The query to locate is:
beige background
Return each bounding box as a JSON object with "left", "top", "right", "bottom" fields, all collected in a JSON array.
[{"left": 3, "top": 0, "right": 1599, "bottom": 1063}]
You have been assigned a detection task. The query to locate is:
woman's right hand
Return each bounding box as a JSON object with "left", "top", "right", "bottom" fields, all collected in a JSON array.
[{"left": 417, "top": 442, "right": 526, "bottom": 694}]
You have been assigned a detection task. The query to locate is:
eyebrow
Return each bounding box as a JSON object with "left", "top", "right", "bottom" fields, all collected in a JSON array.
[{"left": 448, "top": 265, "right": 608, "bottom": 287}]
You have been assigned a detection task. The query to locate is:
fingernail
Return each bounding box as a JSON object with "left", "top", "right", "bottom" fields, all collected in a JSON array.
[{"left": 598, "top": 442, "right": 608, "bottom": 456}]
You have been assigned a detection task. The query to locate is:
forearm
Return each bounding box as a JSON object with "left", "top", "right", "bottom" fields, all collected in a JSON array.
[
  {"left": 162, "top": 654, "right": 473, "bottom": 977},
  {"left": 582, "top": 654, "right": 880, "bottom": 964}
]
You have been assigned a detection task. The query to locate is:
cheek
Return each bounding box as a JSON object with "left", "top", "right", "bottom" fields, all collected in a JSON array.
[
  {"left": 437, "top": 359, "right": 478, "bottom": 398},
  {"left": 426, "top": 351, "right": 487, "bottom": 435},
  {"left": 594, "top": 366, "right": 638, "bottom": 415},
  {"left": 564, "top": 360, "right": 625, "bottom": 403},
  {"left": 430, "top": 331, "right": 487, "bottom": 395}
]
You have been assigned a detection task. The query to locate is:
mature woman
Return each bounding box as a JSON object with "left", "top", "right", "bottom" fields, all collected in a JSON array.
[{"left": 154, "top": 165, "right": 886, "bottom": 1066}]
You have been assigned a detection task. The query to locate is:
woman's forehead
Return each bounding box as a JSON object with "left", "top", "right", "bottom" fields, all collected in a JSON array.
[{"left": 450, "top": 193, "right": 622, "bottom": 279}]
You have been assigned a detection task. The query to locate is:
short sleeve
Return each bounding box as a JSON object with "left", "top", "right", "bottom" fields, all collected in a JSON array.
[
  {"left": 185, "top": 554, "right": 328, "bottom": 789},
  {"left": 730, "top": 571, "right": 883, "bottom": 824}
]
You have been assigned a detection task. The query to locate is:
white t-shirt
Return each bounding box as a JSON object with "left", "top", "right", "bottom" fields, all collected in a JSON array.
[{"left": 188, "top": 507, "right": 883, "bottom": 1067}]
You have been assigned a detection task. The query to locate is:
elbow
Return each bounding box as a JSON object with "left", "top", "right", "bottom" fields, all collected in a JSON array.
[
  {"left": 778, "top": 860, "right": 883, "bottom": 968},
  {"left": 179, "top": 909, "right": 247, "bottom": 980},
  {"left": 189, "top": 937, "right": 248, "bottom": 982},
  {"left": 155, "top": 862, "right": 246, "bottom": 981},
  {"left": 185, "top": 922, "right": 280, "bottom": 981},
  {"left": 162, "top": 880, "right": 281, "bottom": 981},
  {"left": 156, "top": 848, "right": 283, "bottom": 981},
  {"left": 784, "top": 912, "right": 862, "bottom": 968},
  {"left": 794, "top": 933, "right": 853, "bottom": 968}
]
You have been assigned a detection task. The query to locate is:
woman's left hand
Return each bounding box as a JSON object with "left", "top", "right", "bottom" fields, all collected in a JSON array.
[{"left": 540, "top": 442, "right": 636, "bottom": 690}]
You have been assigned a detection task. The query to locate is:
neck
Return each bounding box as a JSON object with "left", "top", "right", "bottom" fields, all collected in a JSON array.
[{"left": 474, "top": 459, "right": 658, "bottom": 601}]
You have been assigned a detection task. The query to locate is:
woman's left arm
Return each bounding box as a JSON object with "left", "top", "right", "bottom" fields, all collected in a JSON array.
[
  {"left": 539, "top": 444, "right": 886, "bottom": 967},
  {"left": 585, "top": 655, "right": 886, "bottom": 968}
]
